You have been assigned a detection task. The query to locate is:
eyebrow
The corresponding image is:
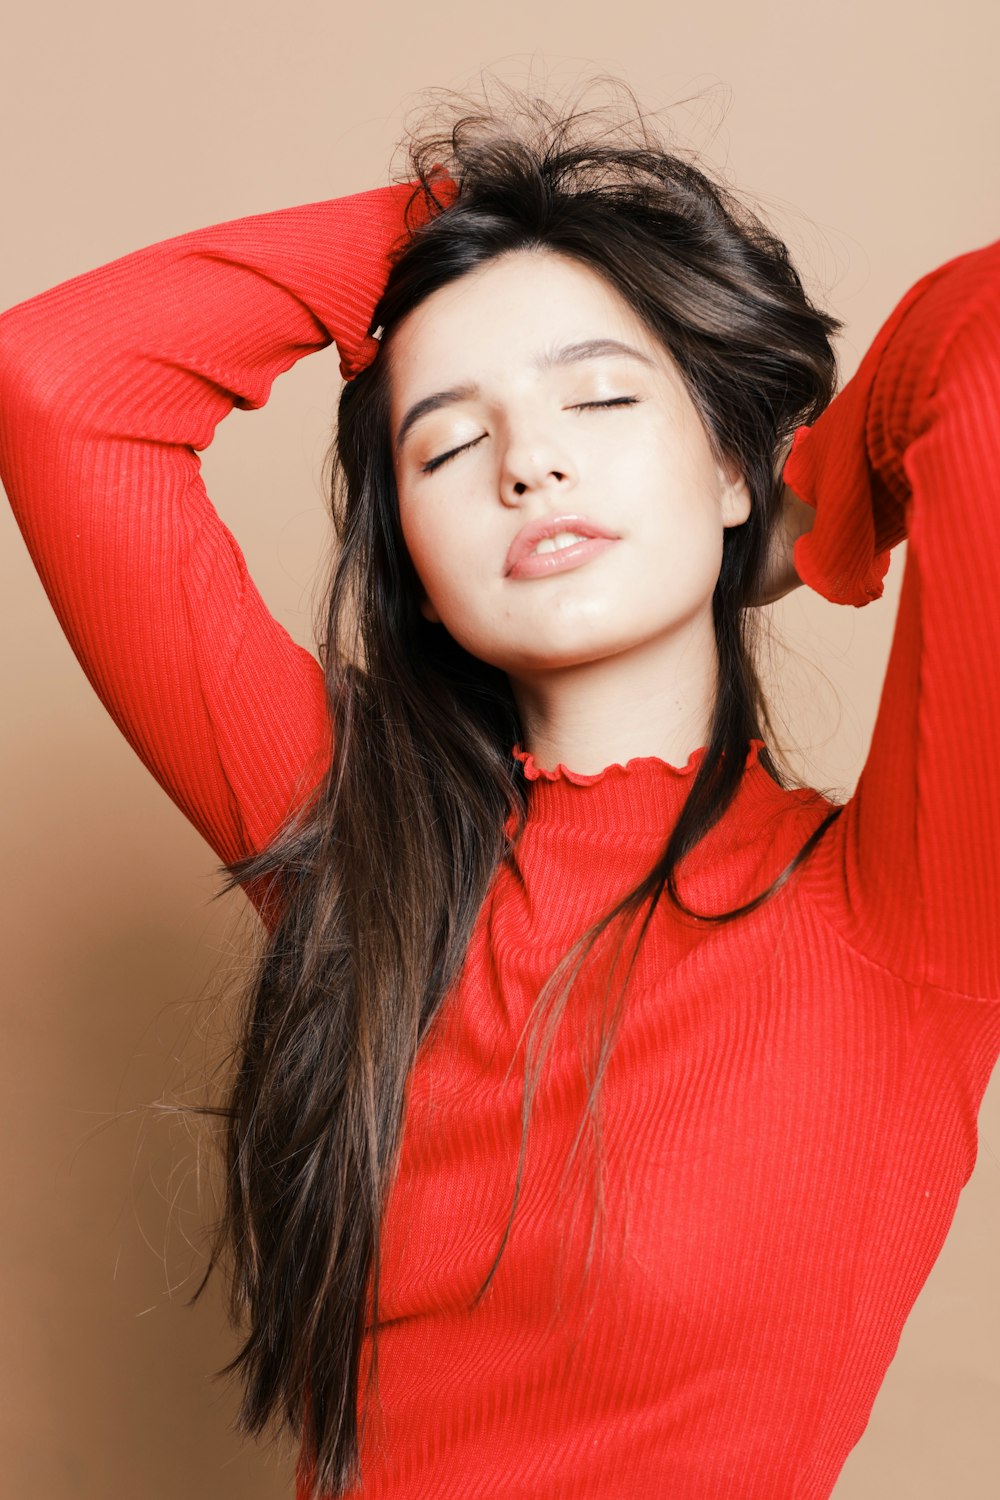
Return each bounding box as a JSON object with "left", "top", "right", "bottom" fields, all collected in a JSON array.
[{"left": 393, "top": 337, "right": 658, "bottom": 457}]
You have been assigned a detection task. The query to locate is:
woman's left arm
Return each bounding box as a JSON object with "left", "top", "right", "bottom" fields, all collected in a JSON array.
[{"left": 782, "top": 236, "right": 1000, "bottom": 996}]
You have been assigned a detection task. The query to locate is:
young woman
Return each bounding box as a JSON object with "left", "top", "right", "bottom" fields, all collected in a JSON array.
[{"left": 1, "top": 85, "right": 998, "bottom": 1500}]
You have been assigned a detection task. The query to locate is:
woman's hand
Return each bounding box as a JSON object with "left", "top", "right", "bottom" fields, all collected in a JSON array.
[{"left": 749, "top": 481, "right": 817, "bottom": 609}]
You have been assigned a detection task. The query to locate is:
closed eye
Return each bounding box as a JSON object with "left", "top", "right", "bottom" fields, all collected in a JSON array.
[{"left": 419, "top": 397, "right": 641, "bottom": 475}]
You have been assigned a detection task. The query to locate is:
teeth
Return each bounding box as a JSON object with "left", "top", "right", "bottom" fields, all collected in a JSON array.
[{"left": 531, "top": 531, "right": 589, "bottom": 556}]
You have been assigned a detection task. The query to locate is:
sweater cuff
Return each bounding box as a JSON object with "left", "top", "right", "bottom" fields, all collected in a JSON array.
[{"left": 783, "top": 408, "right": 894, "bottom": 609}]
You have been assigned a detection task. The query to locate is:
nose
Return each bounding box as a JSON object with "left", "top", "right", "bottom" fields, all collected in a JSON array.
[
  {"left": 499, "top": 437, "right": 576, "bottom": 508},
  {"left": 503, "top": 450, "right": 575, "bottom": 510}
]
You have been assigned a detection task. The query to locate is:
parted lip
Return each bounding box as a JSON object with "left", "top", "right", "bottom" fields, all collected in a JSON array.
[{"left": 504, "top": 513, "right": 620, "bottom": 576}]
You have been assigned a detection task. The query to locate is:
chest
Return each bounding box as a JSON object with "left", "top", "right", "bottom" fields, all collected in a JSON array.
[{"left": 371, "top": 886, "right": 937, "bottom": 1365}]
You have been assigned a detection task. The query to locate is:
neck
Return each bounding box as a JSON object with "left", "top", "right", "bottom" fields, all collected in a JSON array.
[{"left": 509, "top": 611, "right": 719, "bottom": 776}]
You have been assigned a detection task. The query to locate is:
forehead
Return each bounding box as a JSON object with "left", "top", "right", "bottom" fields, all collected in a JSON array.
[{"left": 386, "top": 249, "right": 665, "bottom": 397}]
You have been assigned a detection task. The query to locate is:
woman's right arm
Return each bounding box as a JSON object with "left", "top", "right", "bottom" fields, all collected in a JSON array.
[{"left": 0, "top": 178, "right": 454, "bottom": 910}]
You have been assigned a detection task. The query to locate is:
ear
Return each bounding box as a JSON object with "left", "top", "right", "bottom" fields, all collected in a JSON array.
[
  {"left": 419, "top": 592, "right": 442, "bottom": 625},
  {"left": 718, "top": 453, "right": 752, "bottom": 529}
]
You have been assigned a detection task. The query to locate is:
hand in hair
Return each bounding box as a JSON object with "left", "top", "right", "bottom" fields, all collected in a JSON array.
[{"left": 749, "top": 482, "right": 817, "bottom": 608}]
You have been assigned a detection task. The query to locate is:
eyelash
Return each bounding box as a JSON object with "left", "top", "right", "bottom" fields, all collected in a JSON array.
[{"left": 419, "top": 397, "right": 641, "bottom": 475}]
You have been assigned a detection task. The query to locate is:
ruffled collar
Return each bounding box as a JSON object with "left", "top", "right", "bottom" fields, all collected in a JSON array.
[{"left": 508, "top": 736, "right": 771, "bottom": 835}]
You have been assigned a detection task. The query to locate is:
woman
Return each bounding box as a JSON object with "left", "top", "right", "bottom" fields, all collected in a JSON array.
[{"left": 1, "top": 81, "right": 998, "bottom": 1500}]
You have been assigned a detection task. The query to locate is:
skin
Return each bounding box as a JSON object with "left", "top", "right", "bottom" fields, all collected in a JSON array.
[{"left": 387, "top": 247, "right": 813, "bottom": 776}]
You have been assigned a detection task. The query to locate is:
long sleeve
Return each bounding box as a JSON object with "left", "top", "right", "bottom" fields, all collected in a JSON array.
[
  {"left": 783, "top": 236, "right": 1000, "bottom": 997},
  {"left": 0, "top": 179, "right": 450, "bottom": 908}
]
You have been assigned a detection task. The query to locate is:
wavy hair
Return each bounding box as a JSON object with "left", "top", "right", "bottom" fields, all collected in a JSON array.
[{"left": 185, "top": 75, "right": 847, "bottom": 1498}]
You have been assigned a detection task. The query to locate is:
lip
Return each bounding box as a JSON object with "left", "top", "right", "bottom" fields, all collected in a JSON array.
[{"left": 504, "top": 513, "right": 621, "bottom": 577}]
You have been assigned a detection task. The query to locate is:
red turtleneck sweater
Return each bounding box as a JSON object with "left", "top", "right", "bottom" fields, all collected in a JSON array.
[{"left": 1, "top": 184, "right": 998, "bottom": 1499}]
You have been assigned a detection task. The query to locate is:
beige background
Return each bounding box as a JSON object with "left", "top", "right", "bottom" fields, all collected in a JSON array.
[{"left": 2, "top": 3, "right": 998, "bottom": 1496}]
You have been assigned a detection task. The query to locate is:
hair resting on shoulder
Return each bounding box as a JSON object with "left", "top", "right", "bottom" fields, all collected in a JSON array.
[{"left": 183, "top": 75, "right": 848, "bottom": 1499}]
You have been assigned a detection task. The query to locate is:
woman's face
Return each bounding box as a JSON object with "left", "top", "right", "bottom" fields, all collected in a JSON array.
[{"left": 386, "top": 249, "right": 750, "bottom": 684}]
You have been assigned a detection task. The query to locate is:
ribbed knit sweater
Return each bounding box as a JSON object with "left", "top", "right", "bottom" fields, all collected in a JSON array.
[{"left": 1, "top": 182, "right": 998, "bottom": 1499}]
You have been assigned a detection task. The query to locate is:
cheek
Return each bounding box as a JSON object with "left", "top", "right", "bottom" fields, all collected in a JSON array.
[
  {"left": 397, "top": 492, "right": 440, "bottom": 576},
  {"left": 398, "top": 498, "right": 480, "bottom": 613},
  {"left": 629, "top": 499, "right": 726, "bottom": 616}
]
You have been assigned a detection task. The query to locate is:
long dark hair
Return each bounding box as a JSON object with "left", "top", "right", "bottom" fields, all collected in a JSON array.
[{"left": 185, "top": 76, "right": 847, "bottom": 1498}]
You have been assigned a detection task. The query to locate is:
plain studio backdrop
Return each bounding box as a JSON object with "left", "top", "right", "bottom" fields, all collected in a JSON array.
[{"left": 1, "top": 4, "right": 997, "bottom": 1497}]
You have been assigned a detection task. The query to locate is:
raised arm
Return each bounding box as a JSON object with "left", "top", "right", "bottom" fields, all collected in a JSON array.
[
  {"left": 783, "top": 236, "right": 1000, "bottom": 997},
  {"left": 0, "top": 174, "right": 457, "bottom": 917}
]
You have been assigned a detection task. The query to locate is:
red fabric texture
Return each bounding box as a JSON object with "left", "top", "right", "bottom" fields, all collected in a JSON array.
[{"left": 1, "top": 180, "right": 998, "bottom": 1498}]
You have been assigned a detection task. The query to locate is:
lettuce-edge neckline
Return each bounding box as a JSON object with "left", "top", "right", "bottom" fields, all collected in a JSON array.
[{"left": 510, "top": 736, "right": 767, "bottom": 787}]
